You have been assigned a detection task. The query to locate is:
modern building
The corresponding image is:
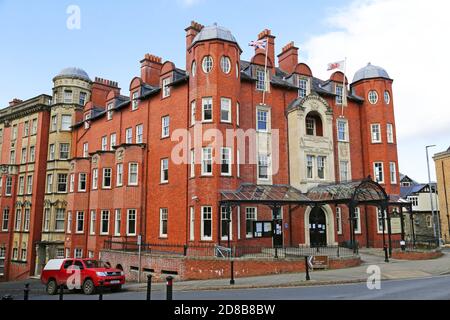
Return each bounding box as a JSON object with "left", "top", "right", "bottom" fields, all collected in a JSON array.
[
  {"left": 434, "top": 147, "right": 450, "bottom": 243},
  {"left": 400, "top": 174, "right": 439, "bottom": 242},
  {"left": 0, "top": 21, "right": 405, "bottom": 281}
]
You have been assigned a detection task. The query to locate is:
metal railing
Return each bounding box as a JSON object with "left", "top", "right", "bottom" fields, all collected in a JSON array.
[{"left": 104, "top": 240, "right": 357, "bottom": 260}]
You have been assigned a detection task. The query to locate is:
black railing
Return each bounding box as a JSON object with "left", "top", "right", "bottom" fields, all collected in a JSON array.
[{"left": 103, "top": 240, "right": 357, "bottom": 260}]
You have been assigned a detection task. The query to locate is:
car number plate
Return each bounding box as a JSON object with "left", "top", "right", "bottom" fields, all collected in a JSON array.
[{"left": 110, "top": 280, "right": 120, "bottom": 284}]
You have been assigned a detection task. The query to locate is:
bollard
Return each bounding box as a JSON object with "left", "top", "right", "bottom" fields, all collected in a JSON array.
[
  {"left": 230, "top": 260, "right": 235, "bottom": 285},
  {"left": 383, "top": 245, "right": 389, "bottom": 263},
  {"left": 59, "top": 284, "right": 64, "bottom": 301},
  {"left": 24, "top": 283, "right": 30, "bottom": 301},
  {"left": 98, "top": 281, "right": 104, "bottom": 301},
  {"left": 305, "top": 256, "right": 311, "bottom": 281},
  {"left": 274, "top": 247, "right": 278, "bottom": 259},
  {"left": 146, "top": 274, "right": 153, "bottom": 301},
  {"left": 166, "top": 276, "right": 173, "bottom": 301}
]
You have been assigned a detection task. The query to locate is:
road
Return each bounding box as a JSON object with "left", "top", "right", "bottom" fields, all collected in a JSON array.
[{"left": 6, "top": 275, "right": 450, "bottom": 300}]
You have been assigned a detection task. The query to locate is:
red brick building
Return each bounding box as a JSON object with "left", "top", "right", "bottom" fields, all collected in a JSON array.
[{"left": 0, "top": 21, "right": 403, "bottom": 281}]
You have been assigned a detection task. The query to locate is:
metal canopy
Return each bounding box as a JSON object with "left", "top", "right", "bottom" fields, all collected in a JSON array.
[
  {"left": 220, "top": 184, "right": 311, "bottom": 206},
  {"left": 220, "top": 179, "right": 391, "bottom": 206},
  {"left": 307, "top": 178, "right": 388, "bottom": 205}
]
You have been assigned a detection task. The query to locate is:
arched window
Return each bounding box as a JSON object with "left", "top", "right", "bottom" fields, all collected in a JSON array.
[
  {"left": 305, "top": 112, "right": 323, "bottom": 136},
  {"left": 202, "top": 56, "right": 213, "bottom": 73},
  {"left": 191, "top": 61, "right": 197, "bottom": 77}
]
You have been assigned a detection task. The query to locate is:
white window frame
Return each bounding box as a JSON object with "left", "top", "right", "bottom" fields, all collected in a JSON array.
[
  {"left": 101, "top": 136, "right": 108, "bottom": 151},
  {"left": 354, "top": 207, "right": 362, "bottom": 234},
  {"left": 126, "top": 128, "right": 133, "bottom": 144},
  {"left": 202, "top": 56, "right": 213, "bottom": 73},
  {"left": 100, "top": 210, "right": 110, "bottom": 235},
  {"left": 116, "top": 163, "right": 124, "bottom": 187},
  {"left": 220, "top": 98, "right": 232, "bottom": 123},
  {"left": 257, "top": 109, "right": 269, "bottom": 132},
  {"left": 368, "top": 90, "right": 379, "bottom": 104},
  {"left": 201, "top": 206, "right": 213, "bottom": 241},
  {"left": 60, "top": 143, "right": 70, "bottom": 160},
  {"left": 114, "top": 209, "right": 121, "bottom": 236},
  {"left": 221, "top": 147, "right": 232, "bottom": 176},
  {"left": 128, "top": 163, "right": 139, "bottom": 186},
  {"left": 110, "top": 133, "right": 117, "bottom": 150},
  {"left": 190, "top": 100, "right": 196, "bottom": 126},
  {"left": 161, "top": 116, "right": 170, "bottom": 138},
  {"left": 162, "top": 77, "right": 171, "bottom": 98},
  {"left": 371, "top": 124, "right": 382, "bottom": 143},
  {"left": 189, "top": 207, "right": 195, "bottom": 241},
  {"left": 132, "top": 91, "right": 139, "bottom": 111},
  {"left": 76, "top": 211, "right": 84, "bottom": 234},
  {"left": 221, "top": 206, "right": 232, "bottom": 241},
  {"left": 384, "top": 91, "right": 391, "bottom": 104},
  {"left": 258, "top": 154, "right": 270, "bottom": 180},
  {"left": 127, "top": 209, "right": 137, "bottom": 236},
  {"left": 67, "top": 211, "right": 72, "bottom": 233},
  {"left": 390, "top": 162, "right": 397, "bottom": 184},
  {"left": 78, "top": 173, "right": 87, "bottom": 192},
  {"left": 220, "top": 56, "right": 231, "bottom": 74},
  {"left": 2, "top": 209, "right": 9, "bottom": 232},
  {"left": 245, "top": 207, "right": 257, "bottom": 239},
  {"left": 340, "top": 160, "right": 349, "bottom": 182},
  {"left": 387, "top": 123, "right": 394, "bottom": 144},
  {"left": 107, "top": 103, "right": 114, "bottom": 121},
  {"left": 236, "top": 102, "right": 240, "bottom": 126},
  {"left": 306, "top": 155, "right": 315, "bottom": 179},
  {"left": 83, "top": 143, "right": 89, "bottom": 158},
  {"left": 336, "top": 207, "right": 342, "bottom": 235},
  {"left": 317, "top": 156, "right": 326, "bottom": 180},
  {"left": 377, "top": 209, "right": 388, "bottom": 233},
  {"left": 90, "top": 210, "right": 96, "bottom": 235},
  {"left": 190, "top": 149, "right": 195, "bottom": 178},
  {"left": 136, "top": 124, "right": 144, "bottom": 144},
  {"left": 160, "top": 159, "right": 169, "bottom": 184},
  {"left": 92, "top": 168, "right": 98, "bottom": 190},
  {"left": 337, "top": 120, "right": 348, "bottom": 142},
  {"left": 201, "top": 147, "right": 213, "bottom": 176},
  {"left": 202, "top": 97, "right": 213, "bottom": 123},
  {"left": 49, "top": 144, "right": 55, "bottom": 160},
  {"left": 102, "top": 168, "right": 112, "bottom": 189},
  {"left": 256, "top": 68, "right": 267, "bottom": 92},
  {"left": 23, "top": 209, "right": 30, "bottom": 232},
  {"left": 160, "top": 208, "right": 168, "bottom": 238},
  {"left": 374, "top": 162, "right": 385, "bottom": 184},
  {"left": 335, "top": 85, "right": 343, "bottom": 105},
  {"left": 55, "top": 209, "right": 65, "bottom": 232},
  {"left": 61, "top": 115, "right": 72, "bottom": 131}
]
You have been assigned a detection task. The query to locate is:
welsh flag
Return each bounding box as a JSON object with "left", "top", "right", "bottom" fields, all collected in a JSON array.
[{"left": 327, "top": 60, "right": 345, "bottom": 71}]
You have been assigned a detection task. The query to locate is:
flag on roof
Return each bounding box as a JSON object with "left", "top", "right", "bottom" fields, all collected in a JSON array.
[
  {"left": 249, "top": 39, "right": 267, "bottom": 50},
  {"left": 327, "top": 60, "right": 345, "bottom": 71}
]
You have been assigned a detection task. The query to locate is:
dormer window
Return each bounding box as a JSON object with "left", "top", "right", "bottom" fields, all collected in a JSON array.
[
  {"left": 256, "top": 68, "right": 268, "bottom": 92},
  {"left": 162, "top": 77, "right": 171, "bottom": 98},
  {"left": 335, "top": 85, "right": 343, "bottom": 105},
  {"left": 84, "top": 113, "right": 91, "bottom": 129},
  {"left": 298, "top": 78, "right": 308, "bottom": 98},
  {"left": 132, "top": 91, "right": 139, "bottom": 111},
  {"left": 107, "top": 103, "right": 114, "bottom": 121}
]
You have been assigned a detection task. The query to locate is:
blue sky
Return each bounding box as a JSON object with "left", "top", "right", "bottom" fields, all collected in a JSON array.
[{"left": 0, "top": 0, "right": 448, "bottom": 182}]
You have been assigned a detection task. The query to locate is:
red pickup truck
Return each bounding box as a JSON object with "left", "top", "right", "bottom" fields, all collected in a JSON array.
[{"left": 41, "top": 259, "right": 125, "bottom": 295}]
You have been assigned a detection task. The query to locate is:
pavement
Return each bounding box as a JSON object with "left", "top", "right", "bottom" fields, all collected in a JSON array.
[{"left": 1, "top": 248, "right": 449, "bottom": 300}]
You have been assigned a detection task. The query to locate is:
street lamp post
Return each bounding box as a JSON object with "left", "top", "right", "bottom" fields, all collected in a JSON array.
[{"left": 426, "top": 145, "right": 441, "bottom": 246}]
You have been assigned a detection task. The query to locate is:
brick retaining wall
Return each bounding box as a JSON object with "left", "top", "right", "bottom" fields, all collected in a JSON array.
[
  {"left": 100, "top": 250, "right": 361, "bottom": 282},
  {"left": 391, "top": 250, "right": 443, "bottom": 260}
]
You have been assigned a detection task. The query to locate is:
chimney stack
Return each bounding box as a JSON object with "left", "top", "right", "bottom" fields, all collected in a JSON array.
[
  {"left": 256, "top": 29, "right": 276, "bottom": 74},
  {"left": 9, "top": 98, "right": 23, "bottom": 107},
  {"left": 278, "top": 42, "right": 299, "bottom": 74},
  {"left": 185, "top": 21, "right": 204, "bottom": 49},
  {"left": 140, "top": 54, "right": 163, "bottom": 86},
  {"left": 91, "top": 77, "right": 120, "bottom": 107}
]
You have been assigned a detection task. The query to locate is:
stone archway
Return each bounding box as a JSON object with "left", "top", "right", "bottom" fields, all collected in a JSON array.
[{"left": 304, "top": 205, "right": 337, "bottom": 246}]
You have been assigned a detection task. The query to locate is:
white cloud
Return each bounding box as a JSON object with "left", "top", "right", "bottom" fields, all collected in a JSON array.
[{"left": 303, "top": 0, "right": 450, "bottom": 141}]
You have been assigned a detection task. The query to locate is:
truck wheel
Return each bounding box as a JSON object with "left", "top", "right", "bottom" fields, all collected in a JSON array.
[
  {"left": 111, "top": 285, "right": 122, "bottom": 293},
  {"left": 46, "top": 280, "right": 58, "bottom": 295},
  {"left": 82, "top": 279, "right": 96, "bottom": 295}
]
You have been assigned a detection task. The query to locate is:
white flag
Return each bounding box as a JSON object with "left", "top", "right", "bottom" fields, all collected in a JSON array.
[{"left": 327, "top": 60, "right": 345, "bottom": 71}]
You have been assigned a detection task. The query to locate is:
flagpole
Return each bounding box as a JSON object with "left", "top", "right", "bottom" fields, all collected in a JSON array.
[
  {"left": 262, "top": 40, "right": 269, "bottom": 105},
  {"left": 341, "top": 57, "right": 347, "bottom": 117}
]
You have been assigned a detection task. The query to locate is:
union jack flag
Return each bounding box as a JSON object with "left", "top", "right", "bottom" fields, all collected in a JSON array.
[{"left": 249, "top": 39, "right": 267, "bottom": 50}]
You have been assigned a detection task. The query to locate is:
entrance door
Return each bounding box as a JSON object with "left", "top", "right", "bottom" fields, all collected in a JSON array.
[
  {"left": 273, "top": 220, "right": 283, "bottom": 248},
  {"left": 309, "top": 207, "right": 327, "bottom": 247}
]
